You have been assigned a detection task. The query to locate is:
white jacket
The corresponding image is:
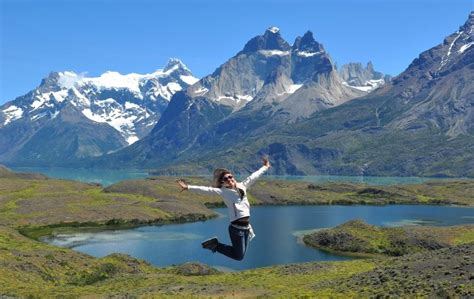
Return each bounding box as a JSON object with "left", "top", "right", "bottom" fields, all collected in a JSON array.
[{"left": 187, "top": 165, "right": 269, "bottom": 223}]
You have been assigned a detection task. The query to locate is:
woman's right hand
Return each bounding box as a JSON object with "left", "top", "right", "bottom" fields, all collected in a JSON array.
[
  {"left": 176, "top": 179, "right": 188, "bottom": 192},
  {"left": 262, "top": 156, "right": 271, "bottom": 168}
]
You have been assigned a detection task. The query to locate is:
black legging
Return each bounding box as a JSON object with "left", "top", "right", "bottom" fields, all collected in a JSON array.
[{"left": 215, "top": 225, "right": 250, "bottom": 261}]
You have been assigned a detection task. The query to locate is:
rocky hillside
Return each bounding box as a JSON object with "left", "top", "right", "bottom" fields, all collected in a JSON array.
[
  {"left": 153, "top": 12, "right": 474, "bottom": 177},
  {"left": 94, "top": 28, "right": 365, "bottom": 168}
]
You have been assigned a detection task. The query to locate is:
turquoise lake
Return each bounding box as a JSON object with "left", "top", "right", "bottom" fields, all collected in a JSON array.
[
  {"left": 10, "top": 167, "right": 465, "bottom": 186},
  {"left": 15, "top": 167, "right": 472, "bottom": 270},
  {"left": 45, "top": 205, "right": 474, "bottom": 271}
]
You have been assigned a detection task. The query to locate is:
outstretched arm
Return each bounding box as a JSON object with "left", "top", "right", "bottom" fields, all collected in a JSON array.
[
  {"left": 241, "top": 157, "right": 271, "bottom": 189},
  {"left": 176, "top": 179, "right": 223, "bottom": 196}
]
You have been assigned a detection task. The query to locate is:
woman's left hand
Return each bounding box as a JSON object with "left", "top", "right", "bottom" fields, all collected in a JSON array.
[{"left": 176, "top": 179, "right": 189, "bottom": 192}]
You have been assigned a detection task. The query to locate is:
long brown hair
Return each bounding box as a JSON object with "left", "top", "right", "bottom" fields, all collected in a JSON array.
[
  {"left": 213, "top": 168, "right": 232, "bottom": 188},
  {"left": 213, "top": 168, "right": 245, "bottom": 199}
]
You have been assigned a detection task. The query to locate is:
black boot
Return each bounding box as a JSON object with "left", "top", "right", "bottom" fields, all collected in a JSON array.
[{"left": 201, "top": 237, "right": 218, "bottom": 252}]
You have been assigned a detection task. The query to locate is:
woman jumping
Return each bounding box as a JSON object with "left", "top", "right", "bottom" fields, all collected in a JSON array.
[{"left": 176, "top": 157, "right": 270, "bottom": 261}]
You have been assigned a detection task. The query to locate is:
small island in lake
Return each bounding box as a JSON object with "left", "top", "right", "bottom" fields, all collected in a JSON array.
[{"left": 0, "top": 166, "right": 473, "bottom": 297}]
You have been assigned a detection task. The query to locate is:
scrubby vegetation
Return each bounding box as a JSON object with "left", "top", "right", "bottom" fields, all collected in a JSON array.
[
  {"left": 303, "top": 219, "right": 474, "bottom": 256},
  {"left": 1, "top": 224, "right": 472, "bottom": 297},
  {"left": 250, "top": 179, "right": 474, "bottom": 206},
  {"left": 0, "top": 166, "right": 473, "bottom": 297}
]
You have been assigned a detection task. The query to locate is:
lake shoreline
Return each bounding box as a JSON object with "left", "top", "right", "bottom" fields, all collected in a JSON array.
[
  {"left": 25, "top": 202, "right": 474, "bottom": 242},
  {"left": 1, "top": 166, "right": 473, "bottom": 297}
]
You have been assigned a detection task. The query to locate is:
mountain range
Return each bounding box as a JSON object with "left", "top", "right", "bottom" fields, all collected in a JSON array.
[
  {"left": 1, "top": 12, "right": 472, "bottom": 177},
  {"left": 0, "top": 59, "right": 197, "bottom": 165}
]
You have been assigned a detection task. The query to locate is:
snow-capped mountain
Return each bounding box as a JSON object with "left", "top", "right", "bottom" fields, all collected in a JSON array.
[
  {"left": 187, "top": 27, "right": 363, "bottom": 117},
  {"left": 0, "top": 58, "right": 198, "bottom": 166},
  {"left": 339, "top": 61, "right": 391, "bottom": 92},
  {"left": 96, "top": 27, "right": 365, "bottom": 168},
  {"left": 1, "top": 58, "right": 198, "bottom": 145},
  {"left": 186, "top": 26, "right": 294, "bottom": 109},
  {"left": 99, "top": 12, "right": 474, "bottom": 177}
]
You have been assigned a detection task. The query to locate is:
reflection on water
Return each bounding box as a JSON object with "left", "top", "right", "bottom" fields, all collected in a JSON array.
[
  {"left": 44, "top": 205, "right": 474, "bottom": 271},
  {"left": 383, "top": 219, "right": 442, "bottom": 227},
  {"left": 45, "top": 231, "right": 202, "bottom": 248}
]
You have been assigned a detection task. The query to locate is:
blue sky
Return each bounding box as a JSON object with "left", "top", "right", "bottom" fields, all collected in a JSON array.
[{"left": 0, "top": 0, "right": 472, "bottom": 104}]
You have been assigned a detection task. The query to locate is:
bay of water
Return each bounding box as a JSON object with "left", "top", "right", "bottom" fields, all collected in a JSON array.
[{"left": 45, "top": 205, "right": 474, "bottom": 271}]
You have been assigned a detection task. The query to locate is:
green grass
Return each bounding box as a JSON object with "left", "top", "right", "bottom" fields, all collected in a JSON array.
[
  {"left": 304, "top": 219, "right": 474, "bottom": 256},
  {"left": 0, "top": 167, "right": 473, "bottom": 297}
]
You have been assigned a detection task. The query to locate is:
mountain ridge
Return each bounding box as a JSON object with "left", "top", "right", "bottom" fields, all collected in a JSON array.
[
  {"left": 0, "top": 59, "right": 198, "bottom": 166},
  {"left": 143, "top": 13, "right": 474, "bottom": 177}
]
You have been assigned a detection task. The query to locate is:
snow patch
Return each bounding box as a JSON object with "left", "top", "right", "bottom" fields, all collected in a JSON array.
[
  {"left": 276, "top": 84, "right": 304, "bottom": 97},
  {"left": 342, "top": 79, "right": 385, "bottom": 93},
  {"left": 2, "top": 105, "right": 24, "bottom": 125},
  {"left": 127, "top": 136, "right": 139, "bottom": 144},
  {"left": 31, "top": 112, "right": 48, "bottom": 121},
  {"left": 31, "top": 96, "right": 47, "bottom": 110},
  {"left": 83, "top": 71, "right": 143, "bottom": 94},
  {"left": 236, "top": 94, "right": 253, "bottom": 102},
  {"left": 180, "top": 75, "right": 199, "bottom": 85},
  {"left": 194, "top": 86, "right": 209, "bottom": 96},
  {"left": 165, "top": 58, "right": 191, "bottom": 73},
  {"left": 439, "top": 31, "right": 463, "bottom": 71},
  {"left": 214, "top": 94, "right": 253, "bottom": 103},
  {"left": 51, "top": 110, "right": 60, "bottom": 119},
  {"left": 31, "top": 89, "right": 69, "bottom": 111},
  {"left": 96, "top": 98, "right": 118, "bottom": 107},
  {"left": 458, "top": 41, "right": 474, "bottom": 54},
  {"left": 51, "top": 89, "right": 70, "bottom": 103},
  {"left": 258, "top": 50, "right": 290, "bottom": 57},
  {"left": 343, "top": 82, "right": 372, "bottom": 92},
  {"left": 124, "top": 101, "right": 140, "bottom": 110},
  {"left": 267, "top": 26, "right": 280, "bottom": 34},
  {"left": 82, "top": 109, "right": 107, "bottom": 123},
  {"left": 58, "top": 71, "right": 85, "bottom": 89},
  {"left": 296, "top": 51, "right": 322, "bottom": 57},
  {"left": 447, "top": 31, "right": 463, "bottom": 57},
  {"left": 167, "top": 82, "right": 182, "bottom": 93},
  {"left": 288, "top": 84, "right": 303, "bottom": 94}
]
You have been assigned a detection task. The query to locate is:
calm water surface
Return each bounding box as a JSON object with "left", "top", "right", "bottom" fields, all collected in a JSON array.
[
  {"left": 10, "top": 167, "right": 149, "bottom": 186},
  {"left": 45, "top": 205, "right": 474, "bottom": 271},
  {"left": 10, "top": 167, "right": 467, "bottom": 186}
]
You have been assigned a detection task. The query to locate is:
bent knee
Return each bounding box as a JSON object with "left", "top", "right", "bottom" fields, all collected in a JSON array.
[{"left": 234, "top": 252, "right": 245, "bottom": 261}]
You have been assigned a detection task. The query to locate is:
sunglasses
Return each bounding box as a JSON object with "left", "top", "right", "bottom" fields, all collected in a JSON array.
[{"left": 222, "top": 175, "right": 234, "bottom": 182}]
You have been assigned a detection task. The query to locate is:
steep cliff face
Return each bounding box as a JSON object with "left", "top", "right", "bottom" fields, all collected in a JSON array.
[
  {"left": 102, "top": 27, "right": 363, "bottom": 168},
  {"left": 339, "top": 61, "right": 391, "bottom": 92},
  {"left": 155, "top": 13, "right": 474, "bottom": 177}
]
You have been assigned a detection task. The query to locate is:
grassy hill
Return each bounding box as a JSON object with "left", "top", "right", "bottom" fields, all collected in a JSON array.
[
  {"left": 304, "top": 219, "right": 474, "bottom": 256},
  {"left": 0, "top": 166, "right": 473, "bottom": 297}
]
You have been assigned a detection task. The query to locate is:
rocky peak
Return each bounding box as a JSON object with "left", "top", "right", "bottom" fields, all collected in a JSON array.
[
  {"left": 292, "top": 31, "right": 324, "bottom": 53},
  {"left": 38, "top": 71, "right": 64, "bottom": 92},
  {"left": 240, "top": 26, "right": 291, "bottom": 53},
  {"left": 339, "top": 62, "right": 390, "bottom": 92},
  {"left": 163, "top": 58, "right": 192, "bottom": 75},
  {"left": 367, "top": 61, "right": 374, "bottom": 73},
  {"left": 462, "top": 11, "right": 474, "bottom": 31},
  {"left": 400, "top": 12, "right": 474, "bottom": 81}
]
